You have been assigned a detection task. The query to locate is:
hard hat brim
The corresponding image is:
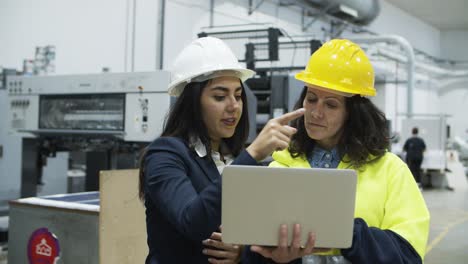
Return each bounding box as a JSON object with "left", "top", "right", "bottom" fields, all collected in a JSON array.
[
  {"left": 168, "top": 68, "right": 256, "bottom": 97},
  {"left": 295, "top": 71, "right": 376, "bottom": 97}
]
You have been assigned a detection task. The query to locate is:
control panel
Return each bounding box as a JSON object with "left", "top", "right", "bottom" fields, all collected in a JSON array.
[{"left": 7, "top": 71, "right": 171, "bottom": 142}]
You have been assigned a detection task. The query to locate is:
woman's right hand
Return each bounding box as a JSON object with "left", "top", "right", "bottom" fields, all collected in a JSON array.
[
  {"left": 250, "top": 223, "right": 329, "bottom": 263},
  {"left": 247, "top": 108, "right": 305, "bottom": 161}
]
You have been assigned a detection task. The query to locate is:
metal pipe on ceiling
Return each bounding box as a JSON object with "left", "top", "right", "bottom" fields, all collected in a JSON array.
[
  {"left": 375, "top": 48, "right": 468, "bottom": 78},
  {"left": 350, "top": 35, "right": 415, "bottom": 117},
  {"left": 437, "top": 77, "right": 468, "bottom": 96},
  {"left": 156, "top": 0, "right": 166, "bottom": 70},
  {"left": 293, "top": 0, "right": 380, "bottom": 27},
  {"left": 131, "top": 0, "right": 137, "bottom": 72}
]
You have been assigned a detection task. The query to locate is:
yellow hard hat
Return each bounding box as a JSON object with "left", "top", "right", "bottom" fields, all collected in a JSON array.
[{"left": 295, "top": 39, "right": 376, "bottom": 97}]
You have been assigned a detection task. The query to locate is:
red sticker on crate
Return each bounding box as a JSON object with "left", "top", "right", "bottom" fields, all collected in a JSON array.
[{"left": 27, "top": 228, "right": 60, "bottom": 264}]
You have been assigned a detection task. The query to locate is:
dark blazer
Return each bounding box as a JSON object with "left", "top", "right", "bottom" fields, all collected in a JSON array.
[{"left": 144, "top": 136, "right": 258, "bottom": 264}]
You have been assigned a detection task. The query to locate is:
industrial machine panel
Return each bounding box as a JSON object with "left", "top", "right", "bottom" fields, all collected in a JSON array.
[
  {"left": 9, "top": 94, "right": 39, "bottom": 136},
  {"left": 125, "top": 92, "right": 170, "bottom": 142},
  {"left": 39, "top": 94, "right": 125, "bottom": 131},
  {"left": 7, "top": 71, "right": 170, "bottom": 142}
]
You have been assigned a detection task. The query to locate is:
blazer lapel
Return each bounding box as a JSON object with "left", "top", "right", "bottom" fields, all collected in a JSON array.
[{"left": 193, "top": 154, "right": 219, "bottom": 183}]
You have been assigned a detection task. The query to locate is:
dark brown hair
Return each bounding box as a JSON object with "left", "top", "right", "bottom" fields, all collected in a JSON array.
[{"left": 138, "top": 80, "right": 249, "bottom": 200}]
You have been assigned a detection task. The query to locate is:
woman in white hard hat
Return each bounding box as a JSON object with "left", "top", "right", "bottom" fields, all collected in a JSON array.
[
  {"left": 246, "top": 39, "right": 430, "bottom": 263},
  {"left": 138, "top": 37, "right": 308, "bottom": 264}
]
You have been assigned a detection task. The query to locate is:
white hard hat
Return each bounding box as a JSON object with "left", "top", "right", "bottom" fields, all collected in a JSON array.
[{"left": 167, "top": 37, "right": 256, "bottom": 96}]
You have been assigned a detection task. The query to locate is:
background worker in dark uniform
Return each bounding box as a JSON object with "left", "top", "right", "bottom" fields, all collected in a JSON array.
[{"left": 403, "top": 127, "right": 427, "bottom": 187}]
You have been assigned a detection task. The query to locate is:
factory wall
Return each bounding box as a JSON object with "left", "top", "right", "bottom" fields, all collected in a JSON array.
[
  {"left": 0, "top": 0, "right": 129, "bottom": 73},
  {"left": 0, "top": 0, "right": 443, "bottom": 74},
  {"left": 366, "top": 0, "right": 441, "bottom": 56},
  {"left": 439, "top": 82, "right": 468, "bottom": 139},
  {"left": 0, "top": 0, "right": 466, "bottom": 151},
  {"left": 441, "top": 30, "right": 468, "bottom": 61},
  {"left": 439, "top": 30, "right": 468, "bottom": 139}
]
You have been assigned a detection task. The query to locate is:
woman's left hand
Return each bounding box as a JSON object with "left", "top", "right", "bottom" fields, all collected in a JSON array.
[{"left": 203, "top": 231, "right": 243, "bottom": 264}]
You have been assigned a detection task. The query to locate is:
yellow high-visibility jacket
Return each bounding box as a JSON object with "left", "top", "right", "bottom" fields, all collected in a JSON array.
[{"left": 270, "top": 149, "right": 430, "bottom": 262}]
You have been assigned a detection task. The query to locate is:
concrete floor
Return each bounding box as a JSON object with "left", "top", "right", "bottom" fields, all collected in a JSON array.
[
  {"left": 423, "top": 187, "right": 468, "bottom": 263},
  {"left": 423, "top": 151, "right": 468, "bottom": 264}
]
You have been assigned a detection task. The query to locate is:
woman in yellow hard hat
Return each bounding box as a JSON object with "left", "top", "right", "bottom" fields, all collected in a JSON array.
[
  {"left": 246, "top": 39, "right": 430, "bottom": 263},
  {"left": 138, "top": 37, "right": 306, "bottom": 264}
]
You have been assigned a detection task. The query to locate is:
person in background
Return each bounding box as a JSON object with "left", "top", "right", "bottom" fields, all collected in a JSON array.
[
  {"left": 403, "top": 127, "right": 427, "bottom": 188},
  {"left": 244, "top": 39, "right": 430, "bottom": 264},
  {"left": 138, "top": 36, "right": 306, "bottom": 264}
]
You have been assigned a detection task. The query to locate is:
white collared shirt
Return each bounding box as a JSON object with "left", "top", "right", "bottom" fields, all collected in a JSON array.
[{"left": 191, "top": 138, "right": 234, "bottom": 174}]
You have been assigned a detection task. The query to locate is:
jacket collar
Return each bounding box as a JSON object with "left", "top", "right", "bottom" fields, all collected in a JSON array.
[
  {"left": 191, "top": 137, "right": 208, "bottom": 157},
  {"left": 190, "top": 137, "right": 231, "bottom": 158},
  {"left": 272, "top": 148, "right": 351, "bottom": 169},
  {"left": 189, "top": 137, "right": 226, "bottom": 183}
]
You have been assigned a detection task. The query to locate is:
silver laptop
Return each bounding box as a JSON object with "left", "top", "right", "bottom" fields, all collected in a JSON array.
[{"left": 221, "top": 165, "right": 357, "bottom": 248}]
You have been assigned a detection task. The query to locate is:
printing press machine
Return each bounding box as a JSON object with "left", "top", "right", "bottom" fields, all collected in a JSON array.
[{"left": 6, "top": 71, "right": 171, "bottom": 197}]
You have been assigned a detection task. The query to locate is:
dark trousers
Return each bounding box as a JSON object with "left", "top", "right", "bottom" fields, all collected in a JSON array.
[{"left": 407, "top": 157, "right": 423, "bottom": 184}]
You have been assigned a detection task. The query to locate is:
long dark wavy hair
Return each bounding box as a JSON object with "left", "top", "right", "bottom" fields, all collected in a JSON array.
[
  {"left": 138, "top": 80, "right": 250, "bottom": 200},
  {"left": 289, "top": 86, "right": 389, "bottom": 169}
]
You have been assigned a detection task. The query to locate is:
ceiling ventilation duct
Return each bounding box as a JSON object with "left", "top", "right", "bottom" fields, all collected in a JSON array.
[{"left": 296, "top": 0, "right": 380, "bottom": 25}]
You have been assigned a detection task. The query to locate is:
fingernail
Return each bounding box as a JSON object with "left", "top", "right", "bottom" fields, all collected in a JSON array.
[{"left": 202, "top": 249, "right": 207, "bottom": 254}]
